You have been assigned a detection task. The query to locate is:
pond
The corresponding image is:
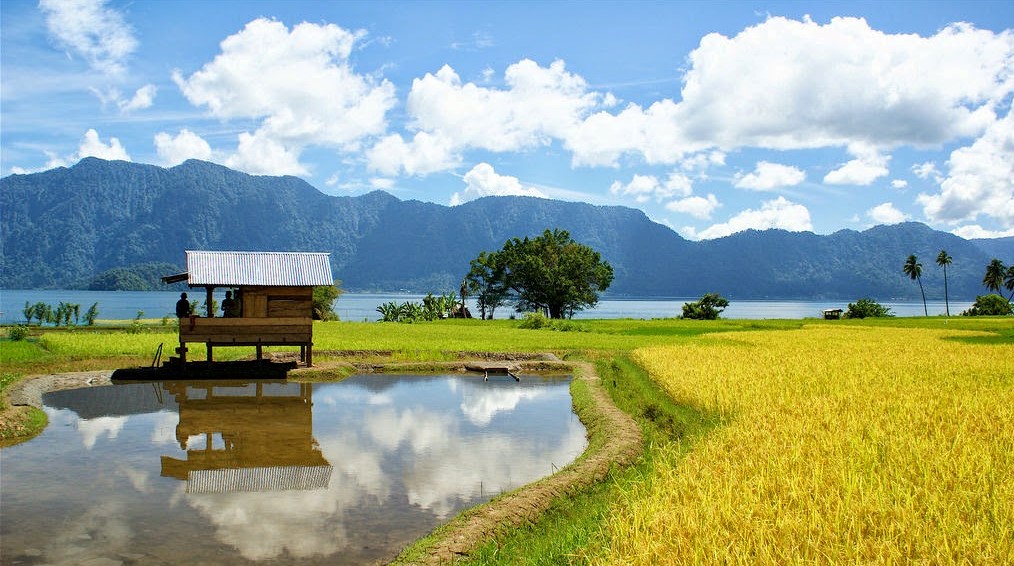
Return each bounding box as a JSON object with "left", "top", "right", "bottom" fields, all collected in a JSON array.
[{"left": 0, "top": 374, "right": 585, "bottom": 565}]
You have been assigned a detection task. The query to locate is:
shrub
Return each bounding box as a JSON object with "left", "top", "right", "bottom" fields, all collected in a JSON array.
[
  {"left": 83, "top": 302, "right": 99, "bottom": 326},
  {"left": 8, "top": 325, "right": 29, "bottom": 341},
  {"left": 313, "top": 283, "right": 343, "bottom": 321},
  {"left": 376, "top": 301, "right": 401, "bottom": 322},
  {"left": 681, "top": 293, "right": 729, "bottom": 320},
  {"left": 517, "top": 312, "right": 587, "bottom": 331},
  {"left": 961, "top": 294, "right": 1013, "bottom": 316},
  {"left": 843, "top": 298, "right": 893, "bottom": 319},
  {"left": 518, "top": 311, "right": 550, "bottom": 329}
]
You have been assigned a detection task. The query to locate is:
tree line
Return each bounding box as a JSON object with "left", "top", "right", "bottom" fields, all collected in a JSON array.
[
  {"left": 22, "top": 301, "right": 99, "bottom": 326},
  {"left": 904, "top": 251, "right": 1014, "bottom": 316}
]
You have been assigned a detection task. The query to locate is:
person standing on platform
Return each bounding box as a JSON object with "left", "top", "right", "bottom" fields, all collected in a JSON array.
[{"left": 175, "top": 292, "right": 191, "bottom": 318}]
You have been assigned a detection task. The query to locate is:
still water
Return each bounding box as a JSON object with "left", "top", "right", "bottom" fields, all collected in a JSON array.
[
  {"left": 0, "top": 375, "right": 584, "bottom": 565},
  {"left": 0, "top": 289, "right": 972, "bottom": 323}
]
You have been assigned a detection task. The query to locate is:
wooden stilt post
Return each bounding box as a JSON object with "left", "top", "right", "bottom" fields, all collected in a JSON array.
[{"left": 205, "top": 286, "right": 215, "bottom": 317}]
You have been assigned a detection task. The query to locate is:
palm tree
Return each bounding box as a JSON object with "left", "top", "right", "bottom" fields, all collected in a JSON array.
[
  {"left": 936, "top": 250, "right": 952, "bottom": 316},
  {"left": 1005, "top": 265, "right": 1014, "bottom": 301},
  {"left": 903, "top": 254, "right": 927, "bottom": 316},
  {"left": 983, "top": 258, "right": 1006, "bottom": 295}
]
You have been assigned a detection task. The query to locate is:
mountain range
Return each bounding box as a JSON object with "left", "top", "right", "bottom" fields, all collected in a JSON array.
[{"left": 2, "top": 157, "right": 1011, "bottom": 301}]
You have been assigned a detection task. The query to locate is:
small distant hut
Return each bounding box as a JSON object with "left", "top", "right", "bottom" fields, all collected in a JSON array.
[
  {"left": 162, "top": 251, "right": 333, "bottom": 367},
  {"left": 822, "top": 308, "right": 843, "bottom": 320}
]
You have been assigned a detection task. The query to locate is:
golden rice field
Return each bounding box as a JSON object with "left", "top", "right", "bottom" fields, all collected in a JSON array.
[{"left": 603, "top": 325, "right": 1014, "bottom": 564}]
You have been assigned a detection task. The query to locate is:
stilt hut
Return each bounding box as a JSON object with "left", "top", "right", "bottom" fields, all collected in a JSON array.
[{"left": 162, "top": 251, "right": 333, "bottom": 367}]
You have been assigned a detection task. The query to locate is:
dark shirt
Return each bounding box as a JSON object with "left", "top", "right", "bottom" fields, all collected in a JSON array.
[{"left": 176, "top": 298, "right": 190, "bottom": 318}]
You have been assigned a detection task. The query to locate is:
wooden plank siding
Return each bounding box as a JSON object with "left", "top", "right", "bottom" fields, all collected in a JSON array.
[
  {"left": 236, "top": 286, "right": 312, "bottom": 318},
  {"left": 180, "top": 317, "right": 312, "bottom": 344},
  {"left": 177, "top": 316, "right": 314, "bottom": 366}
]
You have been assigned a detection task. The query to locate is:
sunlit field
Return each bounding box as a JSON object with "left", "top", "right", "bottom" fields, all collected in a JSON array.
[
  {"left": 3, "top": 316, "right": 1013, "bottom": 563},
  {"left": 601, "top": 325, "right": 1014, "bottom": 564}
]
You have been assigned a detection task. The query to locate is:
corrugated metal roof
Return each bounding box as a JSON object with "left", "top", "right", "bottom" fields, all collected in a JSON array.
[
  {"left": 185, "top": 251, "right": 333, "bottom": 286},
  {"left": 187, "top": 465, "right": 333, "bottom": 493}
]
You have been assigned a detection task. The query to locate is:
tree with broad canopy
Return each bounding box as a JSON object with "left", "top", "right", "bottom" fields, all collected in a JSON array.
[{"left": 468, "top": 229, "right": 614, "bottom": 319}]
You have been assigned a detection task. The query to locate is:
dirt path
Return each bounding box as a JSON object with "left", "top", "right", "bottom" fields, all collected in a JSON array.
[{"left": 5, "top": 357, "right": 643, "bottom": 565}]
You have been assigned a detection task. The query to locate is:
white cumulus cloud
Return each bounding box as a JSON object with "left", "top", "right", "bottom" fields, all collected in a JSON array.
[
  {"left": 867, "top": 202, "right": 909, "bottom": 224},
  {"left": 824, "top": 144, "right": 890, "bottom": 185},
  {"left": 408, "top": 59, "right": 597, "bottom": 152},
  {"left": 154, "top": 129, "right": 212, "bottom": 166},
  {"left": 952, "top": 225, "right": 1014, "bottom": 239},
  {"left": 677, "top": 17, "right": 1006, "bottom": 150},
  {"left": 917, "top": 109, "right": 1014, "bottom": 229},
  {"left": 39, "top": 0, "right": 138, "bottom": 76},
  {"left": 568, "top": 16, "right": 1014, "bottom": 167},
  {"left": 696, "top": 196, "right": 812, "bottom": 239},
  {"left": 734, "top": 161, "right": 805, "bottom": 190},
  {"left": 225, "top": 131, "right": 307, "bottom": 176},
  {"left": 78, "top": 128, "right": 130, "bottom": 161},
  {"left": 609, "top": 172, "right": 693, "bottom": 204},
  {"left": 375, "top": 59, "right": 602, "bottom": 174},
  {"left": 118, "top": 84, "right": 156, "bottom": 112},
  {"left": 450, "top": 163, "right": 546, "bottom": 205},
  {"left": 174, "top": 18, "right": 396, "bottom": 175},
  {"left": 366, "top": 131, "right": 459, "bottom": 176},
  {"left": 666, "top": 193, "right": 720, "bottom": 220}
]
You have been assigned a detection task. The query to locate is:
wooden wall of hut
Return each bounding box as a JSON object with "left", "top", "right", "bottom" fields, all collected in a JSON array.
[{"left": 237, "top": 286, "right": 313, "bottom": 318}]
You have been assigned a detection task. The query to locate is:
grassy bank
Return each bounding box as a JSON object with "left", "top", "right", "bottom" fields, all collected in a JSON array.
[{"left": 2, "top": 316, "right": 1012, "bottom": 562}]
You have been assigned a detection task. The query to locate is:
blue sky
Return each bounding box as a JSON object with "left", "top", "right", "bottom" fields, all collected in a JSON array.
[{"left": 3, "top": 0, "right": 1013, "bottom": 240}]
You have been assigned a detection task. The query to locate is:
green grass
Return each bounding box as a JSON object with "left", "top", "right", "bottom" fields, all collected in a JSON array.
[
  {"left": 0, "top": 371, "right": 49, "bottom": 445},
  {"left": 0, "top": 337, "right": 53, "bottom": 364}
]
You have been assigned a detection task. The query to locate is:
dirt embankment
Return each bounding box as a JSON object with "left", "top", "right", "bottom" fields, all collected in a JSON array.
[{"left": 6, "top": 371, "right": 114, "bottom": 408}]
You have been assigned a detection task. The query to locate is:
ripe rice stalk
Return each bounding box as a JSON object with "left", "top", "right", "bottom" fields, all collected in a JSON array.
[{"left": 599, "top": 326, "right": 1014, "bottom": 564}]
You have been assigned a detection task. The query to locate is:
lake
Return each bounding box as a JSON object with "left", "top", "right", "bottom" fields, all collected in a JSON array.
[
  {"left": 0, "top": 374, "right": 584, "bottom": 565},
  {"left": 0, "top": 289, "right": 973, "bottom": 324}
]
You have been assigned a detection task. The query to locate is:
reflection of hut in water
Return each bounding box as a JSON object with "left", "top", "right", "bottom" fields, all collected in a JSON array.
[{"left": 160, "top": 380, "right": 332, "bottom": 493}]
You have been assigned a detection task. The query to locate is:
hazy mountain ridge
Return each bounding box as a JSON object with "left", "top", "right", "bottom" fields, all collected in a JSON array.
[{"left": 2, "top": 158, "right": 1011, "bottom": 300}]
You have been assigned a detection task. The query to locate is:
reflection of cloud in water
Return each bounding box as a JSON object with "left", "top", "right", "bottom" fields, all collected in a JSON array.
[
  {"left": 314, "top": 386, "right": 392, "bottom": 408},
  {"left": 187, "top": 489, "right": 349, "bottom": 561},
  {"left": 75, "top": 415, "right": 127, "bottom": 449},
  {"left": 364, "top": 404, "right": 587, "bottom": 518},
  {"left": 459, "top": 386, "right": 549, "bottom": 426},
  {"left": 404, "top": 417, "right": 587, "bottom": 518},
  {"left": 119, "top": 464, "right": 151, "bottom": 493},
  {"left": 44, "top": 406, "right": 126, "bottom": 449},
  {"left": 37, "top": 501, "right": 133, "bottom": 565},
  {"left": 367, "top": 407, "right": 455, "bottom": 452},
  {"left": 150, "top": 411, "right": 179, "bottom": 445}
]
